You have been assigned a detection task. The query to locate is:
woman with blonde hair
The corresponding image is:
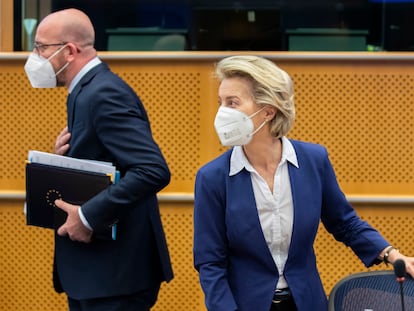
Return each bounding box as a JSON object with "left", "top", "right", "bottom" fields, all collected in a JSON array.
[{"left": 193, "top": 55, "right": 414, "bottom": 311}]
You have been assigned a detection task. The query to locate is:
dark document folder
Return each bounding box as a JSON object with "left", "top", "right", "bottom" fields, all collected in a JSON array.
[{"left": 25, "top": 162, "right": 112, "bottom": 229}]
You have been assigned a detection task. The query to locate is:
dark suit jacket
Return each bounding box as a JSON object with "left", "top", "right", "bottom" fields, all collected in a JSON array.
[
  {"left": 193, "top": 140, "right": 389, "bottom": 311},
  {"left": 54, "top": 62, "right": 173, "bottom": 300}
]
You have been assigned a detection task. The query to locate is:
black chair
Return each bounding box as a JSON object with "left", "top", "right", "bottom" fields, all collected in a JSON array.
[{"left": 328, "top": 270, "right": 414, "bottom": 311}]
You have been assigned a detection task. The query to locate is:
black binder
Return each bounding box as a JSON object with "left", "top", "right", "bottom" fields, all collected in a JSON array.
[{"left": 25, "top": 162, "right": 112, "bottom": 229}]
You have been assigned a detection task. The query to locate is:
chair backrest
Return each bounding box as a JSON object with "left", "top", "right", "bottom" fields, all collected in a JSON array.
[
  {"left": 152, "top": 34, "right": 186, "bottom": 51},
  {"left": 328, "top": 270, "right": 414, "bottom": 311}
]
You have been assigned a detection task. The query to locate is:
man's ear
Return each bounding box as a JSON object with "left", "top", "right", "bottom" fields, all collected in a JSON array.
[{"left": 65, "top": 43, "right": 79, "bottom": 62}]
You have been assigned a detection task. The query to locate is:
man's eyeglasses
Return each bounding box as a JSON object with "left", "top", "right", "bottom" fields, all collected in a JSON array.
[{"left": 33, "top": 42, "right": 66, "bottom": 54}]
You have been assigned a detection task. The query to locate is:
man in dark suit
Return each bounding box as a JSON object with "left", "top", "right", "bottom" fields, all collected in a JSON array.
[{"left": 24, "top": 8, "right": 173, "bottom": 311}]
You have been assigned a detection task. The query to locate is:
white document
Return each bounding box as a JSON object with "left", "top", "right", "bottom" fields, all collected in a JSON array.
[{"left": 28, "top": 150, "right": 116, "bottom": 176}]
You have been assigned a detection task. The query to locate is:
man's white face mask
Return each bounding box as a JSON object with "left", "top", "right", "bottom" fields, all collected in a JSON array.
[{"left": 24, "top": 45, "right": 69, "bottom": 88}]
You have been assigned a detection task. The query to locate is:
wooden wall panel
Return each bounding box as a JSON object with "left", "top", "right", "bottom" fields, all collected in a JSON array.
[
  {"left": 2, "top": 53, "right": 414, "bottom": 196},
  {"left": 0, "top": 0, "right": 13, "bottom": 51},
  {"left": 1, "top": 200, "right": 414, "bottom": 311},
  {"left": 1, "top": 52, "right": 414, "bottom": 310}
]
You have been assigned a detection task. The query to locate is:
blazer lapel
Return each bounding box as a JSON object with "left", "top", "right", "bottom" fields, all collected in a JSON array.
[
  {"left": 66, "top": 91, "right": 76, "bottom": 132},
  {"left": 286, "top": 156, "right": 318, "bottom": 261},
  {"left": 229, "top": 169, "right": 277, "bottom": 269},
  {"left": 66, "top": 63, "right": 106, "bottom": 131}
]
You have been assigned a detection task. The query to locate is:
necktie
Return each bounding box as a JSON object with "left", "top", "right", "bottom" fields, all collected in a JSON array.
[{"left": 66, "top": 92, "right": 75, "bottom": 131}]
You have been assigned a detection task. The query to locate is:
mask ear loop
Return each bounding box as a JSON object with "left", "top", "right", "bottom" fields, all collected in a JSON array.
[
  {"left": 46, "top": 44, "right": 68, "bottom": 61},
  {"left": 246, "top": 106, "right": 268, "bottom": 138},
  {"left": 248, "top": 118, "right": 268, "bottom": 138},
  {"left": 46, "top": 44, "right": 70, "bottom": 78},
  {"left": 54, "top": 62, "right": 69, "bottom": 76},
  {"left": 246, "top": 106, "right": 266, "bottom": 120}
]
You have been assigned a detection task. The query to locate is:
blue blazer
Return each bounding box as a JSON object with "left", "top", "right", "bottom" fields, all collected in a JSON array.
[
  {"left": 54, "top": 62, "right": 173, "bottom": 299},
  {"left": 193, "top": 140, "right": 389, "bottom": 311}
]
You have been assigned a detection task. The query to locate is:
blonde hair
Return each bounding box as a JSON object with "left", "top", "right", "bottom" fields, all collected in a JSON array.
[{"left": 216, "top": 55, "right": 295, "bottom": 138}]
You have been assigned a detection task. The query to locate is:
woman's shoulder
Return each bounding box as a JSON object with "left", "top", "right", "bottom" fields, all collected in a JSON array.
[
  {"left": 289, "top": 138, "right": 329, "bottom": 159},
  {"left": 197, "top": 149, "right": 232, "bottom": 176}
]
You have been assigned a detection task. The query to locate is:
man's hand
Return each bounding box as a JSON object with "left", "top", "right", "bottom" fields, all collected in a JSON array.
[
  {"left": 55, "top": 199, "right": 93, "bottom": 243},
  {"left": 54, "top": 126, "right": 71, "bottom": 155}
]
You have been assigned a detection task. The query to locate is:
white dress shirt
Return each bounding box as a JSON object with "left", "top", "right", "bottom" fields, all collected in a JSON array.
[
  {"left": 229, "top": 136, "right": 299, "bottom": 289},
  {"left": 68, "top": 56, "right": 101, "bottom": 93}
]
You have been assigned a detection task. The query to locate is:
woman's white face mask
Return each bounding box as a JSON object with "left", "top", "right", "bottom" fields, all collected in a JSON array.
[
  {"left": 214, "top": 106, "right": 267, "bottom": 146},
  {"left": 24, "top": 45, "right": 69, "bottom": 88}
]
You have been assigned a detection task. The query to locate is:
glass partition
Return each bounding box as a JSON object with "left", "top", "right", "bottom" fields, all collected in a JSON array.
[{"left": 14, "top": 0, "right": 414, "bottom": 52}]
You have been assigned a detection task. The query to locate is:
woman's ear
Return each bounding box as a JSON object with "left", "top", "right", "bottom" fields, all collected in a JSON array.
[{"left": 264, "top": 106, "right": 277, "bottom": 120}]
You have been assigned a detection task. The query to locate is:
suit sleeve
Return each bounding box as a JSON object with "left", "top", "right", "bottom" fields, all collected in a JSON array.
[
  {"left": 80, "top": 76, "right": 170, "bottom": 234},
  {"left": 193, "top": 165, "right": 238, "bottom": 311}
]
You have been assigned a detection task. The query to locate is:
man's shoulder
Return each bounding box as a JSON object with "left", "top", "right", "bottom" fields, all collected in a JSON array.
[{"left": 83, "top": 63, "right": 129, "bottom": 91}]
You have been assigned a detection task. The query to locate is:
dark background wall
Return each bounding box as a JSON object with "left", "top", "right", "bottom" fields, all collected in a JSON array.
[{"left": 15, "top": 0, "right": 414, "bottom": 51}]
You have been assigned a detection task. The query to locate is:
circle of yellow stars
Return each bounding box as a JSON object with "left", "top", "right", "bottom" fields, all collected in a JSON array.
[{"left": 45, "top": 189, "right": 62, "bottom": 206}]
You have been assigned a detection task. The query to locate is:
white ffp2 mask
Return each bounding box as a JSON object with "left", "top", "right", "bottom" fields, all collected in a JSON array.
[
  {"left": 24, "top": 46, "right": 68, "bottom": 88},
  {"left": 214, "top": 106, "right": 266, "bottom": 146}
]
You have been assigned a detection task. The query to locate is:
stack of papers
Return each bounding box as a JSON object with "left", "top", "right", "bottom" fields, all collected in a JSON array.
[
  {"left": 25, "top": 150, "right": 118, "bottom": 240},
  {"left": 28, "top": 150, "right": 118, "bottom": 182}
]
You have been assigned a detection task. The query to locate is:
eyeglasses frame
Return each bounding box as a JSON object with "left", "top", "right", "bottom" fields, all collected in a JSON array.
[{"left": 33, "top": 42, "right": 67, "bottom": 54}]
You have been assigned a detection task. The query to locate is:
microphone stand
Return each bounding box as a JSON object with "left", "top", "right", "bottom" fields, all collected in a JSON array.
[
  {"left": 397, "top": 277, "right": 405, "bottom": 311},
  {"left": 394, "top": 259, "right": 406, "bottom": 311}
]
